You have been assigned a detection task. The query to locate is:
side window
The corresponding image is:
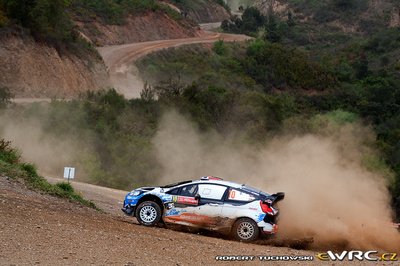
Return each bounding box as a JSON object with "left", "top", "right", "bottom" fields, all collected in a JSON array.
[
  {"left": 227, "top": 189, "right": 255, "bottom": 202},
  {"left": 198, "top": 184, "right": 227, "bottom": 200},
  {"left": 167, "top": 187, "right": 180, "bottom": 195},
  {"left": 180, "top": 184, "right": 198, "bottom": 197}
]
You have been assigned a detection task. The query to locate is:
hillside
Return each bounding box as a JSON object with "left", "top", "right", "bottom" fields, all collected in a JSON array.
[
  {"left": 74, "top": 12, "right": 199, "bottom": 46},
  {"left": 0, "top": 0, "right": 200, "bottom": 97},
  {"left": 246, "top": 0, "right": 400, "bottom": 33},
  {"left": 70, "top": 1, "right": 200, "bottom": 46},
  {"left": 0, "top": 29, "right": 108, "bottom": 98}
]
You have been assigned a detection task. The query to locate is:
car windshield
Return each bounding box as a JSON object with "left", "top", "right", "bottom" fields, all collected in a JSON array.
[{"left": 160, "top": 180, "right": 192, "bottom": 188}]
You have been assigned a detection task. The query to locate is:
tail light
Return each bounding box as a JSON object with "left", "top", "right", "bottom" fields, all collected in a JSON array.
[{"left": 260, "top": 201, "right": 274, "bottom": 215}]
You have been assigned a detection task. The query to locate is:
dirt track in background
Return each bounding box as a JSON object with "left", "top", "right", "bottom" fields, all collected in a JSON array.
[
  {"left": 98, "top": 31, "right": 251, "bottom": 99},
  {"left": 1, "top": 176, "right": 332, "bottom": 265}
]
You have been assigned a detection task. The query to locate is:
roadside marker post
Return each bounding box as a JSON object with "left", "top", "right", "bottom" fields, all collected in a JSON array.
[{"left": 63, "top": 167, "right": 75, "bottom": 183}]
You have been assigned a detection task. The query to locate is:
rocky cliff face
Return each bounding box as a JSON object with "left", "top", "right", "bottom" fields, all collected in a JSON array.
[
  {"left": 186, "top": 2, "right": 230, "bottom": 23},
  {"left": 75, "top": 12, "right": 200, "bottom": 46},
  {"left": 0, "top": 30, "right": 108, "bottom": 98},
  {"left": 389, "top": 7, "right": 400, "bottom": 27}
]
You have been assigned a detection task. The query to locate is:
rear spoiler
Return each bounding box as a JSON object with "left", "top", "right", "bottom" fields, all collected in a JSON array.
[{"left": 264, "top": 192, "right": 285, "bottom": 204}]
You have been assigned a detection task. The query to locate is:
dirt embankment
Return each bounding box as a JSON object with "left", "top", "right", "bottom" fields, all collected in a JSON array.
[
  {"left": 0, "top": 30, "right": 108, "bottom": 98},
  {"left": 75, "top": 12, "right": 201, "bottom": 46}
]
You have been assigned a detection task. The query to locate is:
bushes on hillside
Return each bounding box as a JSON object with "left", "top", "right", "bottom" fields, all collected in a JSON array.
[
  {"left": 0, "top": 139, "right": 19, "bottom": 164},
  {"left": 1, "top": 0, "right": 74, "bottom": 43},
  {"left": 0, "top": 138, "right": 96, "bottom": 208},
  {"left": 221, "top": 6, "right": 286, "bottom": 42},
  {"left": 0, "top": 5, "right": 8, "bottom": 27},
  {"left": 244, "top": 40, "right": 337, "bottom": 91},
  {"left": 70, "top": 0, "right": 182, "bottom": 25}
]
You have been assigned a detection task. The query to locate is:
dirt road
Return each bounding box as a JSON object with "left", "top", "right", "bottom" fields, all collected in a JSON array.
[
  {"left": 46, "top": 176, "right": 128, "bottom": 218},
  {"left": 97, "top": 31, "right": 251, "bottom": 99},
  {"left": 1, "top": 176, "right": 329, "bottom": 265}
]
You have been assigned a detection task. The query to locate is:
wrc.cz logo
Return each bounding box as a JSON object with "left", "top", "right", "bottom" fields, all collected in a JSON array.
[{"left": 316, "top": 251, "right": 398, "bottom": 261}]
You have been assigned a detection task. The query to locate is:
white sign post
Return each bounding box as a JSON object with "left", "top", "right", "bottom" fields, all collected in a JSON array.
[{"left": 63, "top": 167, "right": 75, "bottom": 183}]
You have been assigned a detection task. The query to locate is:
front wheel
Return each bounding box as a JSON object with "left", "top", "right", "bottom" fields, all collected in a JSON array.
[
  {"left": 232, "top": 218, "right": 259, "bottom": 242},
  {"left": 135, "top": 201, "right": 161, "bottom": 226}
]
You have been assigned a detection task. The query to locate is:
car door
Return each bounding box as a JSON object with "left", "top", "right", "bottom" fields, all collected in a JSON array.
[
  {"left": 164, "top": 183, "right": 227, "bottom": 229},
  {"left": 194, "top": 183, "right": 227, "bottom": 228},
  {"left": 163, "top": 184, "right": 200, "bottom": 225}
]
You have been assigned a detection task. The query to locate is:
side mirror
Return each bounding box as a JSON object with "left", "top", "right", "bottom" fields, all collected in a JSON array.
[{"left": 195, "top": 194, "right": 201, "bottom": 201}]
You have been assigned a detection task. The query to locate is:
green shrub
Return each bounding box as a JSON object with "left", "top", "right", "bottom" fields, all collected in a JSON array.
[
  {"left": 0, "top": 139, "right": 19, "bottom": 164},
  {"left": 325, "top": 109, "right": 359, "bottom": 125},
  {"left": 56, "top": 182, "right": 74, "bottom": 193},
  {"left": 0, "top": 6, "right": 8, "bottom": 27},
  {"left": 362, "top": 154, "right": 394, "bottom": 180},
  {"left": 0, "top": 137, "right": 97, "bottom": 209},
  {"left": 213, "top": 40, "right": 226, "bottom": 55},
  {"left": 20, "top": 163, "right": 39, "bottom": 178}
]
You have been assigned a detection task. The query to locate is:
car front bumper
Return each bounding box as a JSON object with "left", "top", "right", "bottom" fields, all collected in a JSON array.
[{"left": 121, "top": 204, "right": 135, "bottom": 216}]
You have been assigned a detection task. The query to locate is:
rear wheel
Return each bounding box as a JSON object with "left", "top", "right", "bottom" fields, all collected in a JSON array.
[
  {"left": 135, "top": 201, "right": 161, "bottom": 226},
  {"left": 232, "top": 218, "right": 259, "bottom": 242}
]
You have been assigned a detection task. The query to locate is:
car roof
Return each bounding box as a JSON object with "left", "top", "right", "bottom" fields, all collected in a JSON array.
[
  {"left": 160, "top": 177, "right": 270, "bottom": 195},
  {"left": 190, "top": 179, "right": 243, "bottom": 188}
]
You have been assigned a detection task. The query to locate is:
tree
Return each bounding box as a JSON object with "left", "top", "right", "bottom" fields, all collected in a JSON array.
[
  {"left": 140, "top": 82, "right": 155, "bottom": 102},
  {"left": 1, "top": 0, "right": 36, "bottom": 27},
  {"left": 354, "top": 54, "right": 369, "bottom": 80},
  {"left": 287, "top": 10, "right": 295, "bottom": 27},
  {"left": 30, "top": 0, "right": 73, "bottom": 42},
  {"left": 265, "top": 11, "right": 281, "bottom": 42},
  {"left": 0, "top": 4, "right": 9, "bottom": 27},
  {"left": 213, "top": 40, "right": 227, "bottom": 56},
  {"left": 241, "top": 6, "right": 265, "bottom": 33},
  {"left": 333, "top": 0, "right": 355, "bottom": 11}
]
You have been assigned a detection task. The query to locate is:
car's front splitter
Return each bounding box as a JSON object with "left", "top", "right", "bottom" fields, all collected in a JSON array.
[{"left": 122, "top": 205, "right": 135, "bottom": 216}]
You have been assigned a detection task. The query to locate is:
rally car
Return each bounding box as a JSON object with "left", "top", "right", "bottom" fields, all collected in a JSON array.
[{"left": 122, "top": 176, "right": 284, "bottom": 241}]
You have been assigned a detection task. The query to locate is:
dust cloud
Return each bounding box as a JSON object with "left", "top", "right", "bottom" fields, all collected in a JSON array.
[
  {"left": 153, "top": 110, "right": 400, "bottom": 251},
  {"left": 0, "top": 110, "right": 85, "bottom": 179}
]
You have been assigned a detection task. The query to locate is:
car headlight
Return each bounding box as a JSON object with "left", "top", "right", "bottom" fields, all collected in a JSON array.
[{"left": 129, "top": 190, "right": 141, "bottom": 196}]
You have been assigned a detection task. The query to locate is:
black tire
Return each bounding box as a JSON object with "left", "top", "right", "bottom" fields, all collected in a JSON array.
[
  {"left": 231, "top": 218, "right": 259, "bottom": 242},
  {"left": 135, "top": 201, "right": 162, "bottom": 226}
]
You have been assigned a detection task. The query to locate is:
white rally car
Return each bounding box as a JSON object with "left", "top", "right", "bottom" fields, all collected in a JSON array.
[{"left": 122, "top": 176, "right": 284, "bottom": 242}]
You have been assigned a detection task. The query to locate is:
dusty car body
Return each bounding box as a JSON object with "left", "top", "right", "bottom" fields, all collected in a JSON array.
[{"left": 122, "top": 176, "right": 284, "bottom": 241}]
